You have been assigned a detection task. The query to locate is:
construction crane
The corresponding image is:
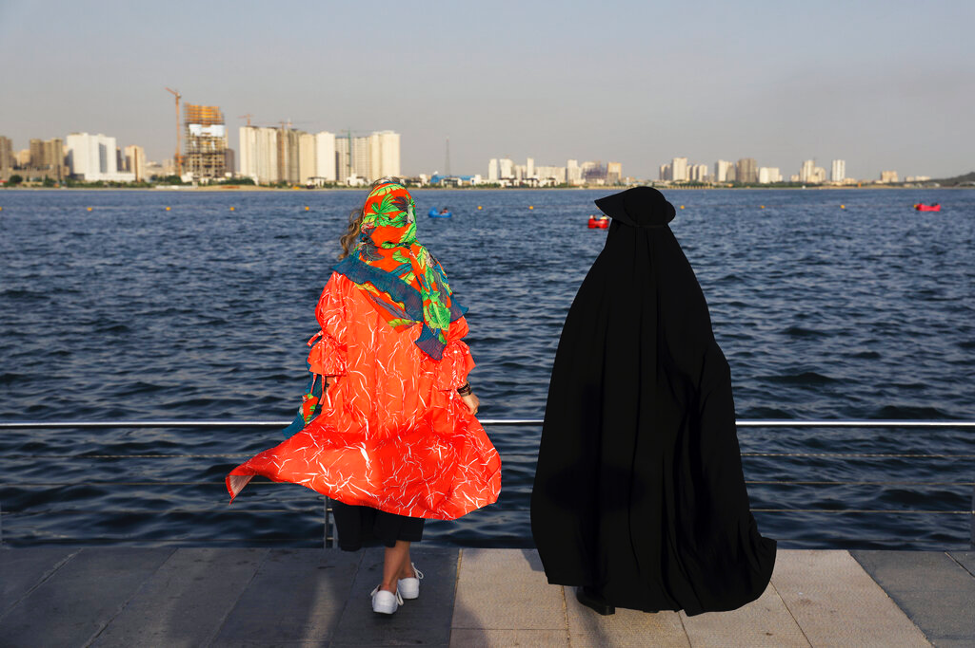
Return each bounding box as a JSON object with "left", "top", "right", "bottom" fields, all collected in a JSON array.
[
  {"left": 165, "top": 87, "right": 182, "bottom": 176},
  {"left": 238, "top": 113, "right": 253, "bottom": 126}
]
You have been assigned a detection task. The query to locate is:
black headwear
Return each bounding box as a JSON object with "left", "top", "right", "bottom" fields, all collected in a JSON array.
[{"left": 530, "top": 187, "right": 776, "bottom": 615}]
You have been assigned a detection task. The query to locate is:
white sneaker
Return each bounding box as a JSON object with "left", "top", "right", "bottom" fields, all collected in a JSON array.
[
  {"left": 371, "top": 585, "right": 403, "bottom": 614},
  {"left": 398, "top": 563, "right": 424, "bottom": 600}
]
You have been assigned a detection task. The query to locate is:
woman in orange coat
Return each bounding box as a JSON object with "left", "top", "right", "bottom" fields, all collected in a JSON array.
[{"left": 227, "top": 181, "right": 501, "bottom": 615}]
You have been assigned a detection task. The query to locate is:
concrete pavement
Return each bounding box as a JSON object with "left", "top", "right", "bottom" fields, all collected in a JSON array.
[{"left": 1, "top": 547, "right": 972, "bottom": 647}]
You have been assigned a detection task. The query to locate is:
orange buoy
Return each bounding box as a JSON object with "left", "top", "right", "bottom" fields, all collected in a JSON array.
[
  {"left": 840, "top": 205, "right": 845, "bottom": 209},
  {"left": 529, "top": 205, "right": 534, "bottom": 210},
  {"left": 87, "top": 207, "right": 93, "bottom": 211},
  {"left": 165, "top": 206, "right": 171, "bottom": 211},
  {"left": 760, "top": 205, "right": 765, "bottom": 209},
  {"left": 230, "top": 206, "right": 235, "bottom": 211},
  {"left": 304, "top": 206, "right": 310, "bottom": 211},
  {"left": 477, "top": 206, "right": 482, "bottom": 210},
  {"left": 680, "top": 205, "right": 685, "bottom": 210}
]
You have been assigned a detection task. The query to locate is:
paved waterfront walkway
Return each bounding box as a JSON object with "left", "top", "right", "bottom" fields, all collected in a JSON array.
[{"left": 1, "top": 547, "right": 972, "bottom": 647}]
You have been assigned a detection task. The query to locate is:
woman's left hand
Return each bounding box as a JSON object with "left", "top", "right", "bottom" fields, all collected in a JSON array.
[{"left": 461, "top": 392, "right": 480, "bottom": 416}]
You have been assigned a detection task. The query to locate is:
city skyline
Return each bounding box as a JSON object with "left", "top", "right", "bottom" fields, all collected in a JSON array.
[{"left": 0, "top": 0, "right": 972, "bottom": 179}]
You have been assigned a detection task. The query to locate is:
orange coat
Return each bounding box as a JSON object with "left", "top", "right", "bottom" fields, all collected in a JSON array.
[{"left": 227, "top": 272, "right": 502, "bottom": 520}]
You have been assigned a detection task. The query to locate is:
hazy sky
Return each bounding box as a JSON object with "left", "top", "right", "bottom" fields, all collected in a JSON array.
[{"left": 1, "top": 0, "right": 973, "bottom": 179}]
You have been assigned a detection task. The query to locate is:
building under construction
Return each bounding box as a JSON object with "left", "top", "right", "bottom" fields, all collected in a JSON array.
[{"left": 184, "top": 104, "right": 227, "bottom": 181}]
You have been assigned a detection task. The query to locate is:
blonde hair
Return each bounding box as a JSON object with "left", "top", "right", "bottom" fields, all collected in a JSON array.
[{"left": 338, "top": 208, "right": 364, "bottom": 260}]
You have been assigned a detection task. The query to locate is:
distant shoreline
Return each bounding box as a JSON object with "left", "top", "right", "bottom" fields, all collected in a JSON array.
[{"left": 1, "top": 185, "right": 971, "bottom": 192}]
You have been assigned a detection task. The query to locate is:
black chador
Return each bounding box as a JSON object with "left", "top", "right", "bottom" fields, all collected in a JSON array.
[{"left": 531, "top": 187, "right": 776, "bottom": 616}]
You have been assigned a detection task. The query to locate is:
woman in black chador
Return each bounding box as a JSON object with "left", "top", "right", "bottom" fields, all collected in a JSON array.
[{"left": 531, "top": 186, "right": 776, "bottom": 616}]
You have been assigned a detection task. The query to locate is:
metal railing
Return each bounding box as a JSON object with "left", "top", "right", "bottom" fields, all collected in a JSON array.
[{"left": 0, "top": 418, "right": 973, "bottom": 549}]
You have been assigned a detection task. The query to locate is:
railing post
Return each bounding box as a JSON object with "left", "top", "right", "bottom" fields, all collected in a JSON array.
[{"left": 323, "top": 498, "right": 332, "bottom": 549}]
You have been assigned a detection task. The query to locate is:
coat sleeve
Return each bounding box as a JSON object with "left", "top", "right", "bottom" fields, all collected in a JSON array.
[
  {"left": 307, "top": 273, "right": 350, "bottom": 377},
  {"left": 433, "top": 316, "right": 475, "bottom": 390}
]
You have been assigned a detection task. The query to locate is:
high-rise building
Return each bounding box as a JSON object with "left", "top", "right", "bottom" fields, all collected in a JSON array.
[
  {"left": 736, "top": 158, "right": 758, "bottom": 183},
  {"left": 715, "top": 160, "right": 734, "bottom": 182},
  {"left": 124, "top": 145, "right": 146, "bottom": 182},
  {"left": 488, "top": 158, "right": 499, "bottom": 182},
  {"left": 606, "top": 161, "right": 622, "bottom": 184},
  {"left": 690, "top": 163, "right": 708, "bottom": 183},
  {"left": 499, "top": 158, "right": 514, "bottom": 179},
  {"left": 831, "top": 160, "right": 845, "bottom": 183},
  {"left": 671, "top": 157, "right": 689, "bottom": 182},
  {"left": 277, "top": 126, "right": 300, "bottom": 184},
  {"left": 65, "top": 132, "right": 134, "bottom": 181},
  {"left": 298, "top": 132, "right": 317, "bottom": 184},
  {"left": 799, "top": 159, "right": 815, "bottom": 183},
  {"left": 526, "top": 157, "right": 535, "bottom": 179},
  {"left": 16, "top": 149, "right": 31, "bottom": 167},
  {"left": 224, "top": 149, "right": 235, "bottom": 177},
  {"left": 659, "top": 163, "right": 672, "bottom": 181},
  {"left": 239, "top": 125, "right": 279, "bottom": 184},
  {"left": 0, "top": 136, "right": 13, "bottom": 169},
  {"left": 368, "top": 130, "right": 400, "bottom": 181},
  {"left": 315, "top": 131, "right": 336, "bottom": 182},
  {"left": 184, "top": 104, "right": 227, "bottom": 181},
  {"left": 880, "top": 170, "right": 899, "bottom": 183},
  {"left": 758, "top": 167, "right": 782, "bottom": 184},
  {"left": 335, "top": 134, "right": 351, "bottom": 182},
  {"left": 566, "top": 159, "right": 581, "bottom": 184}
]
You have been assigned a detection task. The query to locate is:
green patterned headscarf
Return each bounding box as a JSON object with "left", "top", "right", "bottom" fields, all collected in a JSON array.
[{"left": 333, "top": 181, "right": 467, "bottom": 360}]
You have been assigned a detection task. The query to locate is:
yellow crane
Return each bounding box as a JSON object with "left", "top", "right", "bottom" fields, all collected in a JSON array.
[{"left": 165, "top": 87, "right": 182, "bottom": 176}]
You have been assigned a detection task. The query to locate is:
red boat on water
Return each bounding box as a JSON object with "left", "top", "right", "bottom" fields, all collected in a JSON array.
[
  {"left": 588, "top": 215, "right": 610, "bottom": 229},
  {"left": 914, "top": 203, "right": 941, "bottom": 212}
]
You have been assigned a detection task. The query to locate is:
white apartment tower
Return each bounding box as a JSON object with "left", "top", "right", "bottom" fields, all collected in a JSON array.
[
  {"left": 499, "top": 158, "right": 514, "bottom": 179},
  {"left": 368, "top": 130, "right": 400, "bottom": 181},
  {"left": 298, "top": 132, "right": 317, "bottom": 185},
  {"left": 831, "top": 160, "right": 846, "bottom": 183},
  {"left": 671, "top": 157, "right": 689, "bottom": 182},
  {"left": 65, "top": 132, "right": 134, "bottom": 182},
  {"left": 315, "top": 132, "right": 336, "bottom": 182},
  {"left": 239, "top": 126, "right": 280, "bottom": 184},
  {"left": 715, "top": 160, "right": 734, "bottom": 182},
  {"left": 488, "top": 158, "right": 499, "bottom": 182}
]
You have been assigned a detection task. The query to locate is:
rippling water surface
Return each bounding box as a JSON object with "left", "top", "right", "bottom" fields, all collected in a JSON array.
[{"left": 0, "top": 188, "right": 973, "bottom": 550}]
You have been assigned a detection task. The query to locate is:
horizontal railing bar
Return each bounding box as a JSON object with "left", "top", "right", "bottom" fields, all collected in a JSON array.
[
  {"left": 1, "top": 452, "right": 973, "bottom": 460},
  {"left": 2, "top": 452, "right": 973, "bottom": 460},
  {"left": 2, "top": 480, "right": 973, "bottom": 488},
  {"left": 4, "top": 508, "right": 971, "bottom": 516},
  {"left": 0, "top": 419, "right": 973, "bottom": 429}
]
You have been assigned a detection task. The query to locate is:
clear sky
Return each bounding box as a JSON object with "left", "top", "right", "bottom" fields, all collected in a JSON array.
[{"left": 1, "top": 0, "right": 973, "bottom": 180}]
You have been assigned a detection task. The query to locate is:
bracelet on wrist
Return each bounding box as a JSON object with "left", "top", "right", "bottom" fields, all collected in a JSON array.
[{"left": 457, "top": 382, "right": 472, "bottom": 396}]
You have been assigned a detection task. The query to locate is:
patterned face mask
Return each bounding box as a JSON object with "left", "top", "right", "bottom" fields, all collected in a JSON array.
[{"left": 333, "top": 181, "right": 467, "bottom": 359}]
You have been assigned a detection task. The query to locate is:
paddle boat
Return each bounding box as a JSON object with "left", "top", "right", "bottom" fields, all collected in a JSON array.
[
  {"left": 588, "top": 215, "right": 610, "bottom": 229},
  {"left": 914, "top": 203, "right": 941, "bottom": 212},
  {"left": 428, "top": 208, "right": 452, "bottom": 218}
]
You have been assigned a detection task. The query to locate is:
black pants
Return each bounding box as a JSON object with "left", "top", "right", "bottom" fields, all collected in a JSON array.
[{"left": 331, "top": 500, "right": 425, "bottom": 551}]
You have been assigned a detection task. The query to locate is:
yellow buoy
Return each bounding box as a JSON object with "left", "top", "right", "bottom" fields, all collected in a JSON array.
[
  {"left": 760, "top": 205, "right": 765, "bottom": 209},
  {"left": 165, "top": 206, "right": 171, "bottom": 211},
  {"left": 477, "top": 206, "right": 482, "bottom": 210},
  {"left": 529, "top": 206, "right": 534, "bottom": 210},
  {"left": 680, "top": 205, "right": 685, "bottom": 210},
  {"left": 304, "top": 206, "right": 310, "bottom": 211},
  {"left": 0, "top": 207, "right": 3, "bottom": 211},
  {"left": 87, "top": 207, "right": 93, "bottom": 211},
  {"left": 229, "top": 206, "right": 235, "bottom": 211},
  {"left": 840, "top": 204, "right": 845, "bottom": 209}
]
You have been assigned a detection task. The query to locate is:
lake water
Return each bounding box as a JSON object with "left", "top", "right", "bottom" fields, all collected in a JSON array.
[{"left": 0, "top": 188, "right": 973, "bottom": 550}]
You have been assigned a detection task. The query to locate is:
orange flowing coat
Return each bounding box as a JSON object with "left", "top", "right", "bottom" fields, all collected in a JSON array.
[{"left": 226, "top": 272, "right": 502, "bottom": 520}]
